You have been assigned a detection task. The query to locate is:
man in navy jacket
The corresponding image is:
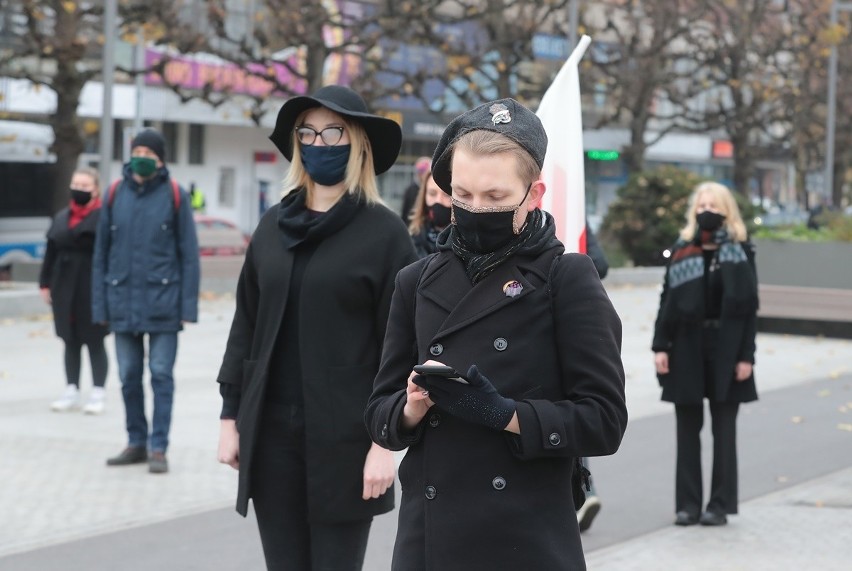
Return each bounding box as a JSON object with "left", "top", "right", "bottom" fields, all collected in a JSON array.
[{"left": 92, "top": 129, "right": 200, "bottom": 474}]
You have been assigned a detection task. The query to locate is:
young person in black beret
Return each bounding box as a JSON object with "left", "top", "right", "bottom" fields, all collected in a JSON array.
[
  {"left": 365, "top": 98, "right": 628, "bottom": 570},
  {"left": 215, "top": 85, "right": 416, "bottom": 570}
]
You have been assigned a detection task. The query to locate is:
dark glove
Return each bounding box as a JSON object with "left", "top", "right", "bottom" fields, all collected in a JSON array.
[{"left": 415, "top": 365, "right": 516, "bottom": 431}]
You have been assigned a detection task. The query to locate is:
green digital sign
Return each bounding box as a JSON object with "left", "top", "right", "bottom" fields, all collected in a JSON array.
[{"left": 586, "top": 150, "right": 620, "bottom": 161}]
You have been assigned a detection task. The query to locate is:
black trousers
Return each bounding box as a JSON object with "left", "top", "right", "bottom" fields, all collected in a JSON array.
[
  {"left": 675, "top": 400, "right": 740, "bottom": 516},
  {"left": 251, "top": 403, "right": 372, "bottom": 571},
  {"left": 64, "top": 337, "right": 108, "bottom": 388}
]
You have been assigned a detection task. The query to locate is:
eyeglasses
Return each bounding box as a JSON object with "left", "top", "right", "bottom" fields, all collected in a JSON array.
[{"left": 295, "top": 125, "right": 345, "bottom": 146}]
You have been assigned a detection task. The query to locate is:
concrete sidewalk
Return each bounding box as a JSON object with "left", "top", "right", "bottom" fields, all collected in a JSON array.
[
  {"left": 587, "top": 466, "right": 852, "bottom": 570},
  {"left": 0, "top": 275, "right": 850, "bottom": 567}
]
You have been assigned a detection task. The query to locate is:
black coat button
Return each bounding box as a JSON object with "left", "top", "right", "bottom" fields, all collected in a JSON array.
[
  {"left": 380, "top": 423, "right": 388, "bottom": 438},
  {"left": 548, "top": 432, "right": 561, "bottom": 446},
  {"left": 494, "top": 337, "right": 508, "bottom": 351},
  {"left": 492, "top": 476, "right": 507, "bottom": 491},
  {"left": 429, "top": 343, "right": 443, "bottom": 356},
  {"left": 425, "top": 485, "right": 437, "bottom": 500},
  {"left": 428, "top": 413, "right": 441, "bottom": 428}
]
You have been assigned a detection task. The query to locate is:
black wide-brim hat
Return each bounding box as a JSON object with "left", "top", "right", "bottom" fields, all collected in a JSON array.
[
  {"left": 431, "top": 98, "right": 547, "bottom": 194},
  {"left": 269, "top": 85, "right": 402, "bottom": 175}
]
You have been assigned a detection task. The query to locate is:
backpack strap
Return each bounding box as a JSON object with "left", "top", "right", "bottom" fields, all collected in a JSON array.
[
  {"left": 108, "top": 179, "right": 122, "bottom": 207},
  {"left": 108, "top": 178, "right": 180, "bottom": 213},
  {"left": 170, "top": 179, "right": 181, "bottom": 211}
]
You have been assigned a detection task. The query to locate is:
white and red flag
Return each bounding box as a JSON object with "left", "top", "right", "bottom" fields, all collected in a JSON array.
[{"left": 536, "top": 35, "right": 592, "bottom": 254}]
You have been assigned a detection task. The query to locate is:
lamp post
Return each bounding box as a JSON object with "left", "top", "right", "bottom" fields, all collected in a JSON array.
[
  {"left": 568, "top": 0, "right": 579, "bottom": 50},
  {"left": 134, "top": 28, "right": 145, "bottom": 133},
  {"left": 99, "top": 0, "right": 117, "bottom": 187},
  {"left": 825, "top": 0, "right": 852, "bottom": 206}
]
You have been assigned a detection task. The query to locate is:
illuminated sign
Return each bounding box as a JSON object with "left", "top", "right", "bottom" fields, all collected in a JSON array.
[
  {"left": 586, "top": 150, "right": 620, "bottom": 161},
  {"left": 712, "top": 140, "right": 733, "bottom": 159}
]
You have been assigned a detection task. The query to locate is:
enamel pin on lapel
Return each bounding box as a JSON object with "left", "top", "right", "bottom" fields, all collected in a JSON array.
[
  {"left": 503, "top": 280, "right": 523, "bottom": 298},
  {"left": 490, "top": 103, "right": 511, "bottom": 125}
]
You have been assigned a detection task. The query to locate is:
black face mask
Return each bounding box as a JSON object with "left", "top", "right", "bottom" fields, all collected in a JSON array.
[
  {"left": 451, "top": 185, "right": 530, "bottom": 254},
  {"left": 696, "top": 210, "right": 726, "bottom": 232},
  {"left": 427, "top": 203, "right": 452, "bottom": 228},
  {"left": 70, "top": 189, "right": 92, "bottom": 205}
]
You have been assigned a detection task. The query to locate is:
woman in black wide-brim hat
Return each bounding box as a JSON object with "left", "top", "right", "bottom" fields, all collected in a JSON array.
[{"left": 215, "top": 85, "right": 416, "bottom": 570}]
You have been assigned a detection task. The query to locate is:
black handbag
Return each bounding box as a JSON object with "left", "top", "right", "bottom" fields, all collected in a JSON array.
[{"left": 572, "top": 457, "right": 592, "bottom": 510}]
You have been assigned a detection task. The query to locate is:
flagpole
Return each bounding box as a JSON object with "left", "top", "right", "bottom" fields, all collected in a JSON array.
[{"left": 537, "top": 35, "right": 592, "bottom": 252}]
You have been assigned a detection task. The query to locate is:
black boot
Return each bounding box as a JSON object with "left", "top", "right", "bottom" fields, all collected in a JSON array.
[{"left": 106, "top": 446, "right": 148, "bottom": 466}]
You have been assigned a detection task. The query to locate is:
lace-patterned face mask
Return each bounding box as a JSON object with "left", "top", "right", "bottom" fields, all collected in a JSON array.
[{"left": 450, "top": 183, "right": 531, "bottom": 253}]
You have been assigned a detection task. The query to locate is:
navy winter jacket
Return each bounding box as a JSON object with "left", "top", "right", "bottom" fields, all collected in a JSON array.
[{"left": 91, "top": 165, "right": 200, "bottom": 333}]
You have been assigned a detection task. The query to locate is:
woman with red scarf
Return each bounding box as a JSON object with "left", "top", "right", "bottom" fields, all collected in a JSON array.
[{"left": 40, "top": 167, "right": 110, "bottom": 414}]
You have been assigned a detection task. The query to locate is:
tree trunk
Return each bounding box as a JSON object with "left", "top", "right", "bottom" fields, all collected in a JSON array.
[
  {"left": 831, "top": 155, "right": 846, "bottom": 208},
  {"left": 496, "top": 64, "right": 512, "bottom": 100},
  {"left": 304, "top": 35, "right": 327, "bottom": 93},
  {"left": 49, "top": 67, "right": 85, "bottom": 214},
  {"left": 623, "top": 119, "right": 647, "bottom": 175},
  {"left": 731, "top": 135, "right": 752, "bottom": 196},
  {"left": 796, "top": 169, "right": 808, "bottom": 210},
  {"left": 47, "top": 2, "right": 86, "bottom": 214}
]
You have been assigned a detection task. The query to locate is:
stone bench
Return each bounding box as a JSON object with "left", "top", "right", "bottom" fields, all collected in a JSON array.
[{"left": 758, "top": 284, "right": 852, "bottom": 339}]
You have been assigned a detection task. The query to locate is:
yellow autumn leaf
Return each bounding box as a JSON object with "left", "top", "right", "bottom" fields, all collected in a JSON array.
[{"left": 62, "top": 1, "right": 77, "bottom": 13}]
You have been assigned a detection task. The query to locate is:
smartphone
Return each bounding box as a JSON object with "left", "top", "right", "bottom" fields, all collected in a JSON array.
[{"left": 412, "top": 364, "right": 469, "bottom": 384}]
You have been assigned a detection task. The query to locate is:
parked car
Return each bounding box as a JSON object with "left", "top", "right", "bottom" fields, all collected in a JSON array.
[{"left": 193, "top": 214, "right": 249, "bottom": 256}]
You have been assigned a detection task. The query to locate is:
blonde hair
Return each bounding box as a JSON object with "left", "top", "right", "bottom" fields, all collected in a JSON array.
[
  {"left": 72, "top": 166, "right": 101, "bottom": 197},
  {"left": 282, "top": 110, "right": 384, "bottom": 205},
  {"left": 680, "top": 181, "right": 748, "bottom": 242},
  {"left": 408, "top": 170, "right": 432, "bottom": 235},
  {"left": 451, "top": 130, "right": 540, "bottom": 187}
]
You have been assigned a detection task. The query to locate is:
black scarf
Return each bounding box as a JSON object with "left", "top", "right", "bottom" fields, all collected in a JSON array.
[
  {"left": 664, "top": 229, "right": 757, "bottom": 320},
  {"left": 277, "top": 188, "right": 361, "bottom": 249},
  {"left": 437, "top": 209, "right": 561, "bottom": 283}
]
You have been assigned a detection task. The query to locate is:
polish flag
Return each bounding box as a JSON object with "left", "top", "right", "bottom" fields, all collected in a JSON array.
[{"left": 536, "top": 35, "right": 591, "bottom": 254}]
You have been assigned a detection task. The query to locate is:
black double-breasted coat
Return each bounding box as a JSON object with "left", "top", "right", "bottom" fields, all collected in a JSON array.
[
  {"left": 216, "top": 199, "right": 416, "bottom": 520},
  {"left": 39, "top": 207, "right": 108, "bottom": 344},
  {"left": 365, "top": 247, "right": 628, "bottom": 570}
]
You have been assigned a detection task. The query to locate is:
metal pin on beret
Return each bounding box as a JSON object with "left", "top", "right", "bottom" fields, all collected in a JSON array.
[{"left": 431, "top": 98, "right": 548, "bottom": 195}]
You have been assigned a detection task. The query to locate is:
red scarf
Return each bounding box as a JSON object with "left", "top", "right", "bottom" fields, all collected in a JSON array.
[{"left": 69, "top": 197, "right": 102, "bottom": 228}]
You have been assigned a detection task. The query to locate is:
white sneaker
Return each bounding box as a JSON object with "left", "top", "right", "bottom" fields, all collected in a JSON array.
[
  {"left": 83, "top": 387, "right": 106, "bottom": 415},
  {"left": 51, "top": 385, "right": 80, "bottom": 412},
  {"left": 577, "top": 494, "right": 602, "bottom": 532}
]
